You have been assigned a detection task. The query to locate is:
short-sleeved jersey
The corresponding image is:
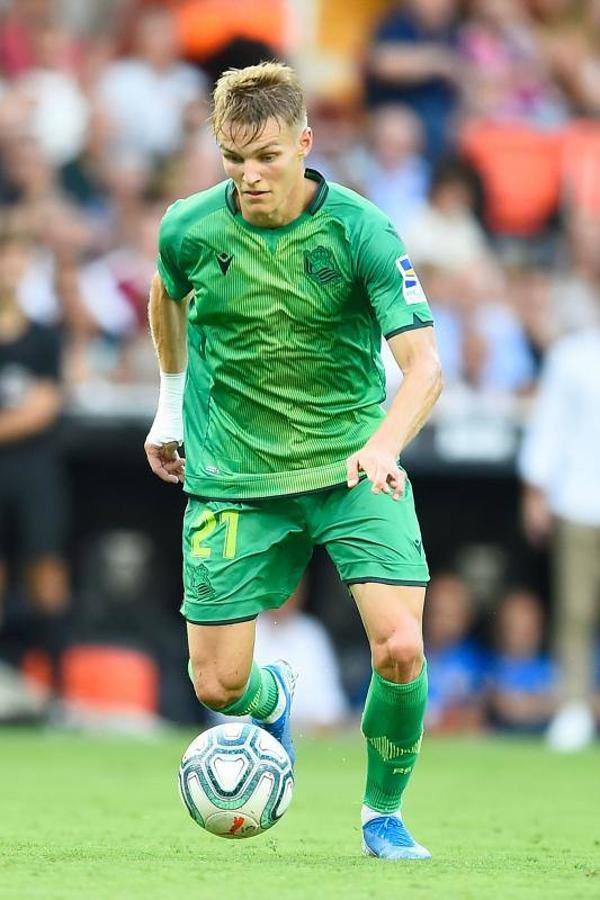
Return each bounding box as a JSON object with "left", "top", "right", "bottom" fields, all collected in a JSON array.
[{"left": 157, "top": 168, "right": 433, "bottom": 499}]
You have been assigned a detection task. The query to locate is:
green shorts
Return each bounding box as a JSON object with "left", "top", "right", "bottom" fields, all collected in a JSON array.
[{"left": 181, "top": 475, "right": 429, "bottom": 625}]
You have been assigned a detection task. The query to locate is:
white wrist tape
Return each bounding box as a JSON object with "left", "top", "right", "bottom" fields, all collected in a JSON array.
[{"left": 146, "top": 370, "right": 186, "bottom": 446}]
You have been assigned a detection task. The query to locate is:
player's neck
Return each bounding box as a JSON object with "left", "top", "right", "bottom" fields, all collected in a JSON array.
[{"left": 239, "top": 174, "right": 318, "bottom": 229}]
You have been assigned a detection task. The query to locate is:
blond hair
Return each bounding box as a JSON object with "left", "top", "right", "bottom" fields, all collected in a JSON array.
[{"left": 212, "top": 62, "right": 306, "bottom": 142}]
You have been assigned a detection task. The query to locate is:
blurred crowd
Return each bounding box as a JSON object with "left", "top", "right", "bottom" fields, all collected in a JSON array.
[
  {"left": 0, "top": 0, "right": 599, "bottom": 741},
  {"left": 0, "top": 0, "right": 598, "bottom": 401}
]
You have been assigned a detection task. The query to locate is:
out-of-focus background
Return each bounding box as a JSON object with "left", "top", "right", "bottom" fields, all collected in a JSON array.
[{"left": 0, "top": 0, "right": 599, "bottom": 750}]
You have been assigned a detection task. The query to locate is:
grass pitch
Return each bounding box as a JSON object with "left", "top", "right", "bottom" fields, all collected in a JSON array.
[{"left": 0, "top": 728, "right": 598, "bottom": 900}]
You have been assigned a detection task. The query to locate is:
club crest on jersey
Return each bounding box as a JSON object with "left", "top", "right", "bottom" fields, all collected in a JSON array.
[
  {"left": 395, "top": 255, "right": 426, "bottom": 304},
  {"left": 304, "top": 246, "right": 341, "bottom": 285}
]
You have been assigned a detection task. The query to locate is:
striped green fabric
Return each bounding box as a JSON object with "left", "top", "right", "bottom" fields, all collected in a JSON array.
[{"left": 157, "top": 169, "right": 433, "bottom": 499}]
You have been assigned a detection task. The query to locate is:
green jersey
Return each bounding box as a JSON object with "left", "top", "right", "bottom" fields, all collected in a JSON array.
[{"left": 157, "top": 168, "right": 433, "bottom": 499}]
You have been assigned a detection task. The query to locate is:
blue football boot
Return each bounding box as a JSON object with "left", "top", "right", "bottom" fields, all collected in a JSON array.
[
  {"left": 251, "top": 660, "right": 297, "bottom": 767},
  {"left": 362, "top": 815, "right": 431, "bottom": 860}
]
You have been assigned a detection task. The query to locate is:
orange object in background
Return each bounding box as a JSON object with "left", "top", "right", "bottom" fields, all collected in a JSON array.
[
  {"left": 561, "top": 120, "right": 600, "bottom": 216},
  {"left": 175, "top": 0, "right": 289, "bottom": 61},
  {"left": 22, "top": 649, "right": 53, "bottom": 699},
  {"left": 60, "top": 645, "right": 159, "bottom": 714},
  {"left": 460, "top": 122, "right": 564, "bottom": 236}
]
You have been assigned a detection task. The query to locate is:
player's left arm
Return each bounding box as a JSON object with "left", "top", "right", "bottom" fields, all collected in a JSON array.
[{"left": 346, "top": 326, "right": 443, "bottom": 499}]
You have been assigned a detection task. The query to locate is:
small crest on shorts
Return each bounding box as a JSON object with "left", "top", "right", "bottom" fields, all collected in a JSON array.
[
  {"left": 189, "top": 563, "right": 216, "bottom": 603},
  {"left": 304, "top": 246, "right": 341, "bottom": 285}
]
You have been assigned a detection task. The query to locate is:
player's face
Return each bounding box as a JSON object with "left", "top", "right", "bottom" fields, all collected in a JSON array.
[{"left": 218, "top": 117, "right": 312, "bottom": 225}]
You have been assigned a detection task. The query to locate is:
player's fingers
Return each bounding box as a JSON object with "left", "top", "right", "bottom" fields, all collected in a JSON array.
[
  {"left": 156, "top": 461, "right": 180, "bottom": 483},
  {"left": 346, "top": 454, "right": 360, "bottom": 487},
  {"left": 165, "top": 458, "right": 185, "bottom": 483},
  {"left": 370, "top": 466, "right": 390, "bottom": 494},
  {"left": 154, "top": 464, "right": 179, "bottom": 484},
  {"left": 389, "top": 469, "right": 406, "bottom": 501},
  {"left": 145, "top": 445, "right": 180, "bottom": 484}
]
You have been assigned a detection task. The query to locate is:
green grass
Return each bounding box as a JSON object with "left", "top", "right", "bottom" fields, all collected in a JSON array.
[{"left": 0, "top": 728, "right": 598, "bottom": 899}]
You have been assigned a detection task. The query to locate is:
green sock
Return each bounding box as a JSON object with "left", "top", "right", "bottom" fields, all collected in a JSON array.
[
  {"left": 361, "top": 661, "right": 428, "bottom": 814},
  {"left": 188, "top": 660, "right": 280, "bottom": 720}
]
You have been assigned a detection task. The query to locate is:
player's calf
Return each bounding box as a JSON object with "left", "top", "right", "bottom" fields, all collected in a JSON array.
[
  {"left": 188, "top": 657, "right": 297, "bottom": 766},
  {"left": 250, "top": 661, "right": 297, "bottom": 766}
]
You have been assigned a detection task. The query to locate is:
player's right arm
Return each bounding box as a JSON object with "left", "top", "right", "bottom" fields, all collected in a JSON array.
[
  {"left": 145, "top": 273, "right": 189, "bottom": 484},
  {"left": 145, "top": 198, "right": 195, "bottom": 484},
  {"left": 147, "top": 272, "right": 188, "bottom": 374}
]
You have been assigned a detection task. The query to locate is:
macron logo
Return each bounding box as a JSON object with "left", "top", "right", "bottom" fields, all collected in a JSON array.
[{"left": 216, "top": 252, "right": 233, "bottom": 275}]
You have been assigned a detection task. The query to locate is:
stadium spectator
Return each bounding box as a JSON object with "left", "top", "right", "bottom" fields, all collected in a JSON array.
[
  {"left": 95, "top": 4, "right": 206, "bottom": 163},
  {"left": 531, "top": 0, "right": 600, "bottom": 116},
  {"left": 302, "top": 101, "right": 364, "bottom": 191},
  {"left": 0, "top": 136, "right": 94, "bottom": 341},
  {"left": 549, "top": 212, "right": 600, "bottom": 335},
  {"left": 365, "top": 0, "right": 461, "bottom": 160},
  {"left": 163, "top": 126, "right": 225, "bottom": 202},
  {"left": 506, "top": 266, "right": 557, "bottom": 375},
  {"left": 487, "top": 589, "right": 557, "bottom": 733},
  {"left": 360, "top": 104, "right": 429, "bottom": 234},
  {"left": 520, "top": 318, "right": 600, "bottom": 751},
  {"left": 424, "top": 572, "right": 487, "bottom": 733},
  {"left": 403, "top": 156, "right": 490, "bottom": 271},
  {"left": 75, "top": 201, "right": 161, "bottom": 383},
  {"left": 8, "top": 21, "right": 90, "bottom": 166},
  {"left": 58, "top": 106, "right": 118, "bottom": 225},
  {"left": 458, "top": 0, "right": 568, "bottom": 126},
  {"left": 0, "top": 0, "right": 83, "bottom": 79},
  {"left": 0, "top": 223, "right": 69, "bottom": 690},
  {"left": 427, "top": 265, "right": 536, "bottom": 394}
]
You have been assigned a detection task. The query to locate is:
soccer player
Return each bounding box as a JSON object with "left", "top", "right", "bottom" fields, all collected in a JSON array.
[{"left": 145, "top": 63, "right": 443, "bottom": 860}]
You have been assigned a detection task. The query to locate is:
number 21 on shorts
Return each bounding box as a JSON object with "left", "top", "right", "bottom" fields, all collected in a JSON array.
[{"left": 191, "top": 510, "right": 239, "bottom": 560}]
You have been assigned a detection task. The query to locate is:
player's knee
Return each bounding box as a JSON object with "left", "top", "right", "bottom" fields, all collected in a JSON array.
[
  {"left": 191, "top": 669, "right": 246, "bottom": 711},
  {"left": 372, "top": 624, "right": 424, "bottom": 683}
]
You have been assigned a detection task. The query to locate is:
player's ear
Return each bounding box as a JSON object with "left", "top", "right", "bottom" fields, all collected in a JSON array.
[{"left": 298, "top": 126, "right": 313, "bottom": 158}]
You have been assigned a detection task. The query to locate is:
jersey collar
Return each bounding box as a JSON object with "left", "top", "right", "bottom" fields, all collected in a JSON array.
[{"left": 225, "top": 168, "right": 328, "bottom": 219}]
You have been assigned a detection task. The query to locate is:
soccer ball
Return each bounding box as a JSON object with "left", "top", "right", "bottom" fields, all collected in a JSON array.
[{"left": 178, "top": 723, "right": 294, "bottom": 838}]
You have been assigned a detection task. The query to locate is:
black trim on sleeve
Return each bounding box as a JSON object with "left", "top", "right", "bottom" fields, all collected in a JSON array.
[{"left": 385, "top": 316, "right": 434, "bottom": 341}]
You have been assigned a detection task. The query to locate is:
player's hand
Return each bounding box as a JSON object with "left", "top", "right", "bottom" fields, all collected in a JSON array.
[
  {"left": 346, "top": 440, "right": 405, "bottom": 500},
  {"left": 144, "top": 439, "right": 185, "bottom": 484}
]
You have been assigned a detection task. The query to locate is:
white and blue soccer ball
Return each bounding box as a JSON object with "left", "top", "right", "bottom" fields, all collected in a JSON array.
[{"left": 178, "top": 723, "right": 294, "bottom": 838}]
